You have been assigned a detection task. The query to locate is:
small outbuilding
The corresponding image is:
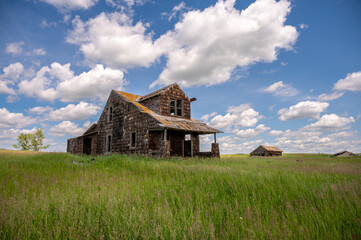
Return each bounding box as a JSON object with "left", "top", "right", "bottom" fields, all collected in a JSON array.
[
  {"left": 250, "top": 145, "right": 283, "bottom": 157},
  {"left": 332, "top": 151, "right": 354, "bottom": 157}
]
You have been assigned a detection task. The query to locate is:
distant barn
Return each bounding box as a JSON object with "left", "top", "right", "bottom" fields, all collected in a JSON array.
[
  {"left": 332, "top": 151, "right": 354, "bottom": 157},
  {"left": 250, "top": 145, "right": 283, "bottom": 157}
]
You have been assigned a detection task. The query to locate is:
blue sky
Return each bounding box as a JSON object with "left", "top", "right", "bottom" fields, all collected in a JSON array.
[{"left": 1, "top": 0, "right": 360, "bottom": 153}]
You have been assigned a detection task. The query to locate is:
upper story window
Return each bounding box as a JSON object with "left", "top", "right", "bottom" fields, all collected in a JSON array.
[
  {"left": 170, "top": 99, "right": 182, "bottom": 116},
  {"left": 108, "top": 106, "right": 113, "bottom": 122}
]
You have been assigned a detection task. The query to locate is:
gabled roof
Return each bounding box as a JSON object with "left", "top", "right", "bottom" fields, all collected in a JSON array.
[
  {"left": 116, "top": 90, "right": 221, "bottom": 134},
  {"left": 333, "top": 151, "right": 354, "bottom": 157},
  {"left": 82, "top": 123, "right": 98, "bottom": 136},
  {"left": 137, "top": 83, "right": 188, "bottom": 102},
  {"left": 260, "top": 145, "right": 283, "bottom": 152}
]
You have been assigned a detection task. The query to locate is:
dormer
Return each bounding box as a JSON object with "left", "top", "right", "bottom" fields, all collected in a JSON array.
[{"left": 137, "top": 83, "right": 191, "bottom": 119}]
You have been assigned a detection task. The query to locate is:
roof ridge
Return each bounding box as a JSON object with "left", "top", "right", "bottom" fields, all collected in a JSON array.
[{"left": 138, "top": 83, "right": 179, "bottom": 102}]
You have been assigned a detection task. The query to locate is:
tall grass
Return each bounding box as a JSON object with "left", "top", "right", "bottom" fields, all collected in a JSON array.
[{"left": 1, "top": 150, "right": 360, "bottom": 239}]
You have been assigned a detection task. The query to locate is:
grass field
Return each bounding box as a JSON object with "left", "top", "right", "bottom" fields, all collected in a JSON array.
[{"left": 1, "top": 150, "right": 360, "bottom": 239}]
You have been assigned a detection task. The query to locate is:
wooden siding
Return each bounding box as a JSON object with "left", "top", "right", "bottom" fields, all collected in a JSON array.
[{"left": 160, "top": 84, "right": 191, "bottom": 119}]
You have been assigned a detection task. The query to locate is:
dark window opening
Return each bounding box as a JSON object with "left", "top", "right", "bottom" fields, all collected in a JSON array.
[
  {"left": 108, "top": 106, "right": 113, "bottom": 122},
  {"left": 107, "top": 135, "right": 112, "bottom": 152},
  {"left": 131, "top": 132, "right": 136, "bottom": 148}
]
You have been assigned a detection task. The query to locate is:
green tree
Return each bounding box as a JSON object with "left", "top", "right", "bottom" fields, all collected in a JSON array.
[
  {"left": 12, "top": 133, "right": 33, "bottom": 151},
  {"left": 31, "top": 129, "right": 49, "bottom": 151},
  {"left": 13, "top": 129, "right": 49, "bottom": 151}
]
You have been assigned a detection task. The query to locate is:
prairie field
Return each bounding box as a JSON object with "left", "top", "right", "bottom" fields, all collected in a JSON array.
[{"left": 0, "top": 150, "right": 360, "bottom": 239}]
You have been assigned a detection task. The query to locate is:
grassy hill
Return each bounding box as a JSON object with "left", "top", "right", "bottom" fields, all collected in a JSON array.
[{"left": 1, "top": 150, "right": 360, "bottom": 239}]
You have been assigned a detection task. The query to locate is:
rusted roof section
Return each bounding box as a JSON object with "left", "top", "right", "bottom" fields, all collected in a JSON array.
[
  {"left": 116, "top": 91, "right": 153, "bottom": 113},
  {"left": 115, "top": 90, "right": 221, "bottom": 134},
  {"left": 149, "top": 113, "right": 222, "bottom": 134},
  {"left": 137, "top": 83, "right": 179, "bottom": 102},
  {"left": 261, "top": 145, "right": 283, "bottom": 152}
]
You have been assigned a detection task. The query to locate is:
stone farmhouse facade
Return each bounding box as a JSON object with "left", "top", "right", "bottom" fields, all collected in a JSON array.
[{"left": 67, "top": 83, "right": 222, "bottom": 157}]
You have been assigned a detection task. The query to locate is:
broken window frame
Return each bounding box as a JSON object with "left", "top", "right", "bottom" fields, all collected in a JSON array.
[
  {"left": 170, "top": 99, "right": 176, "bottom": 116},
  {"left": 177, "top": 100, "right": 182, "bottom": 116},
  {"left": 170, "top": 99, "right": 183, "bottom": 116}
]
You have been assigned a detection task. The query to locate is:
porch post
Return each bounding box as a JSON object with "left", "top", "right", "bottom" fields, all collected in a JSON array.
[
  {"left": 191, "top": 133, "right": 194, "bottom": 157},
  {"left": 214, "top": 133, "right": 217, "bottom": 143},
  {"left": 162, "top": 128, "right": 170, "bottom": 158}
]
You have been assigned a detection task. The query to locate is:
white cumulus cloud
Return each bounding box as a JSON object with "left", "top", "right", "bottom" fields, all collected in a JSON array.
[
  {"left": 303, "top": 114, "right": 355, "bottom": 131},
  {"left": 67, "top": 12, "right": 162, "bottom": 69},
  {"left": 269, "top": 130, "right": 283, "bottom": 136},
  {"left": 318, "top": 91, "right": 344, "bottom": 101},
  {"left": 151, "top": 0, "right": 298, "bottom": 88},
  {"left": 5, "top": 42, "right": 24, "bottom": 54},
  {"left": 56, "top": 64, "right": 124, "bottom": 102},
  {"left": 334, "top": 71, "right": 361, "bottom": 92},
  {"left": 48, "top": 101, "right": 100, "bottom": 121},
  {"left": 49, "top": 121, "right": 91, "bottom": 137},
  {"left": 278, "top": 101, "right": 329, "bottom": 121},
  {"left": 32, "top": 48, "right": 47, "bottom": 56},
  {"left": 206, "top": 104, "right": 263, "bottom": 130},
  {"left": 234, "top": 124, "right": 270, "bottom": 139},
  {"left": 264, "top": 81, "right": 298, "bottom": 97},
  {"left": 28, "top": 106, "right": 53, "bottom": 114},
  {"left": 18, "top": 62, "right": 72, "bottom": 102},
  {"left": 2, "top": 62, "right": 24, "bottom": 81},
  {"left": 40, "top": 0, "right": 98, "bottom": 11},
  {"left": 0, "top": 108, "right": 36, "bottom": 129},
  {"left": 18, "top": 63, "right": 124, "bottom": 102}
]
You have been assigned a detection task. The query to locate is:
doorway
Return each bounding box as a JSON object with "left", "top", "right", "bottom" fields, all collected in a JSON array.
[{"left": 83, "top": 138, "right": 92, "bottom": 155}]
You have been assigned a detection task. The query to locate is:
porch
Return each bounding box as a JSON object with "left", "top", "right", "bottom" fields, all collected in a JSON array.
[{"left": 148, "top": 129, "right": 220, "bottom": 158}]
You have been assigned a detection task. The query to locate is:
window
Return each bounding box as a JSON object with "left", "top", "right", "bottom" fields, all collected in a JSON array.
[
  {"left": 170, "top": 99, "right": 183, "bottom": 116},
  {"left": 170, "top": 99, "right": 176, "bottom": 115},
  {"left": 177, "top": 100, "right": 182, "bottom": 116},
  {"left": 106, "top": 135, "right": 112, "bottom": 152},
  {"left": 131, "top": 132, "right": 136, "bottom": 148},
  {"left": 108, "top": 106, "right": 113, "bottom": 122}
]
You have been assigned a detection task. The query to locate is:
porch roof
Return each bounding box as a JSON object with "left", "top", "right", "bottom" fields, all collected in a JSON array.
[{"left": 149, "top": 113, "right": 222, "bottom": 134}]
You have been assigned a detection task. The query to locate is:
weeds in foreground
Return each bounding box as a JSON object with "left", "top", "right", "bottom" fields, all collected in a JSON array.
[{"left": 0, "top": 151, "right": 360, "bottom": 239}]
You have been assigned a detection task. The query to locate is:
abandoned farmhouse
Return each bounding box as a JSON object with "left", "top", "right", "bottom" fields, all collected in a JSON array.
[
  {"left": 67, "top": 83, "right": 222, "bottom": 157},
  {"left": 250, "top": 145, "right": 283, "bottom": 157}
]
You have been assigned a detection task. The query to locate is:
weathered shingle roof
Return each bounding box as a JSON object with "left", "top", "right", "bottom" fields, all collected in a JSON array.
[
  {"left": 261, "top": 145, "right": 283, "bottom": 152},
  {"left": 149, "top": 114, "right": 222, "bottom": 133},
  {"left": 82, "top": 123, "right": 98, "bottom": 136},
  {"left": 116, "top": 90, "right": 221, "bottom": 134},
  {"left": 137, "top": 83, "right": 186, "bottom": 102},
  {"left": 333, "top": 151, "right": 354, "bottom": 157}
]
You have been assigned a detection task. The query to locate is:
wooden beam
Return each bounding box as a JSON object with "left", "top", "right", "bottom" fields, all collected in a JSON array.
[
  {"left": 191, "top": 133, "right": 194, "bottom": 157},
  {"left": 182, "top": 140, "right": 184, "bottom": 157}
]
